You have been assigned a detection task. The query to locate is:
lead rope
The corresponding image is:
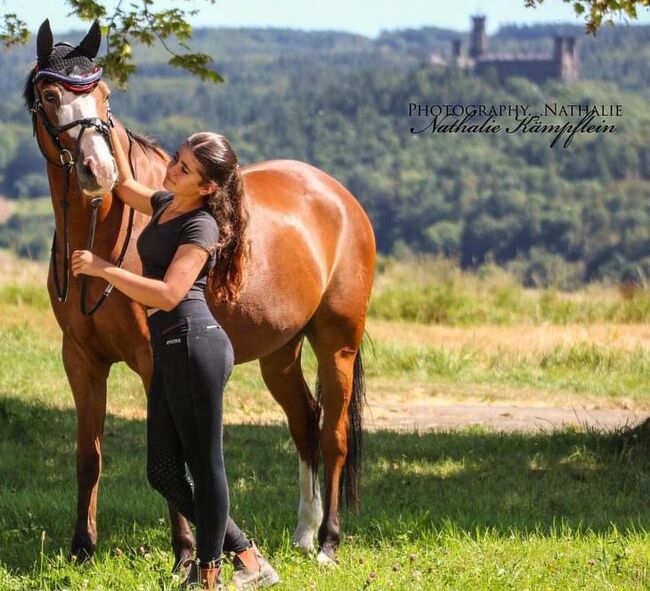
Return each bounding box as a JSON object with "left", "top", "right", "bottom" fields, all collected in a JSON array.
[{"left": 50, "top": 151, "right": 74, "bottom": 302}]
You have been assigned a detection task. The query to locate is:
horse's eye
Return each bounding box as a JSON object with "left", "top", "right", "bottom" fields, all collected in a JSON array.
[{"left": 43, "top": 92, "right": 58, "bottom": 104}]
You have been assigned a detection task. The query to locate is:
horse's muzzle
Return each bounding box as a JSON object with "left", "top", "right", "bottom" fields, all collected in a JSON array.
[{"left": 76, "top": 159, "right": 116, "bottom": 197}]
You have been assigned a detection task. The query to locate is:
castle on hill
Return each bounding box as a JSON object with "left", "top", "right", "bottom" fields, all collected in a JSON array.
[{"left": 438, "top": 16, "right": 579, "bottom": 82}]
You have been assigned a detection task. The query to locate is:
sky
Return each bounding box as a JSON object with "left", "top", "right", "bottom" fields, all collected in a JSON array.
[{"left": 6, "top": 0, "right": 650, "bottom": 37}]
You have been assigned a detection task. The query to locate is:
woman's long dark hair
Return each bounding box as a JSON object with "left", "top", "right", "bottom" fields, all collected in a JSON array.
[{"left": 181, "top": 132, "right": 250, "bottom": 304}]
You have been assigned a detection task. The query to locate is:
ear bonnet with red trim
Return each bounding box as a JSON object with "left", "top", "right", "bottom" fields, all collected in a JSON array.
[{"left": 33, "top": 19, "right": 103, "bottom": 93}]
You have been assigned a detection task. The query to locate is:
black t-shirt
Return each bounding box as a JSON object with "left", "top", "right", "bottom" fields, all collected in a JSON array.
[{"left": 136, "top": 191, "right": 219, "bottom": 304}]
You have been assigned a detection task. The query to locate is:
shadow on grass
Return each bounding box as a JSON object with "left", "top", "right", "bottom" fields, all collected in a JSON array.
[{"left": 1, "top": 395, "right": 649, "bottom": 572}]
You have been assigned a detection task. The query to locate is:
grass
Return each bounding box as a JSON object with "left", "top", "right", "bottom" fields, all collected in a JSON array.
[
  {"left": 370, "top": 257, "right": 650, "bottom": 326},
  {"left": 1, "top": 285, "right": 648, "bottom": 418},
  {"left": 1, "top": 397, "right": 650, "bottom": 589},
  {"left": 0, "top": 261, "right": 649, "bottom": 589},
  {"left": 363, "top": 339, "right": 650, "bottom": 403}
]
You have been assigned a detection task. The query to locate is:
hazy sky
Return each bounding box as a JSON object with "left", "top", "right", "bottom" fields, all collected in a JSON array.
[{"left": 7, "top": 0, "right": 650, "bottom": 37}]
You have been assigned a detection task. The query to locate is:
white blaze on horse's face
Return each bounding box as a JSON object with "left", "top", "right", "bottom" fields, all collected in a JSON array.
[{"left": 59, "top": 88, "right": 117, "bottom": 196}]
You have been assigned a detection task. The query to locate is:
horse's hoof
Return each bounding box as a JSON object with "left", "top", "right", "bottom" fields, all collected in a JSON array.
[
  {"left": 172, "top": 550, "right": 195, "bottom": 573},
  {"left": 316, "top": 549, "right": 337, "bottom": 566},
  {"left": 292, "top": 530, "right": 316, "bottom": 554},
  {"left": 70, "top": 533, "right": 96, "bottom": 563},
  {"left": 292, "top": 540, "right": 316, "bottom": 555}
]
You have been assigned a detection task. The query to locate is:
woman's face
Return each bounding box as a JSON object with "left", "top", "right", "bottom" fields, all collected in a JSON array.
[{"left": 162, "top": 146, "right": 214, "bottom": 199}]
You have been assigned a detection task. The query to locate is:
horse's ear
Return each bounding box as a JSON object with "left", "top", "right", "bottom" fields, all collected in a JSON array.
[
  {"left": 36, "top": 19, "right": 54, "bottom": 63},
  {"left": 77, "top": 20, "right": 101, "bottom": 58}
]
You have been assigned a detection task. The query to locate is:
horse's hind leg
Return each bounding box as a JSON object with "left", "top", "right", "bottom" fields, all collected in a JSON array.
[
  {"left": 306, "top": 314, "right": 365, "bottom": 564},
  {"left": 259, "top": 333, "right": 322, "bottom": 552},
  {"left": 63, "top": 336, "right": 109, "bottom": 560}
]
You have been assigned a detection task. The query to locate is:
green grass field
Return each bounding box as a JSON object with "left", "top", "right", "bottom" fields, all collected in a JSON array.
[{"left": 1, "top": 256, "right": 649, "bottom": 590}]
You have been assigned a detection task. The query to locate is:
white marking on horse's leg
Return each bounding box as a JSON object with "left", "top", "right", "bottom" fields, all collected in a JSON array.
[
  {"left": 292, "top": 459, "right": 322, "bottom": 553},
  {"left": 316, "top": 550, "right": 336, "bottom": 566}
]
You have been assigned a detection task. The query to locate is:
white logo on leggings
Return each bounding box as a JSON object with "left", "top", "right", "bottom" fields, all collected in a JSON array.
[{"left": 165, "top": 338, "right": 182, "bottom": 345}]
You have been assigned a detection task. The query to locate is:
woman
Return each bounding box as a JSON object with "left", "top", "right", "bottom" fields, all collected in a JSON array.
[{"left": 71, "top": 128, "right": 280, "bottom": 590}]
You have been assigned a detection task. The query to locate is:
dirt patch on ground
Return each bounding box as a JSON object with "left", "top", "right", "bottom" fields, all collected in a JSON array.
[{"left": 366, "top": 399, "right": 646, "bottom": 433}]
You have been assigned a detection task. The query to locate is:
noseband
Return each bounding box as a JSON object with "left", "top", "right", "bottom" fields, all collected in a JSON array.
[{"left": 31, "top": 88, "right": 136, "bottom": 317}]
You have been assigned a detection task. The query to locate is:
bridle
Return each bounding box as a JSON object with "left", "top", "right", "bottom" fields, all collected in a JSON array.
[{"left": 31, "top": 84, "right": 136, "bottom": 316}]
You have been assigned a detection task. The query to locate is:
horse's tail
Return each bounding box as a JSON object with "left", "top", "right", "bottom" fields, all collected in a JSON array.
[
  {"left": 342, "top": 349, "right": 365, "bottom": 511},
  {"left": 313, "top": 343, "right": 366, "bottom": 510}
]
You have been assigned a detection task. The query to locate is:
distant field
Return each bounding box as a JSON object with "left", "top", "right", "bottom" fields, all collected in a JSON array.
[
  {"left": 370, "top": 257, "right": 650, "bottom": 325},
  {"left": 8, "top": 196, "right": 53, "bottom": 218},
  {"left": 0, "top": 252, "right": 649, "bottom": 589}
]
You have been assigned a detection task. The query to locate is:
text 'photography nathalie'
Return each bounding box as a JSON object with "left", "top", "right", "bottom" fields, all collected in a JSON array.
[{"left": 408, "top": 102, "right": 623, "bottom": 149}]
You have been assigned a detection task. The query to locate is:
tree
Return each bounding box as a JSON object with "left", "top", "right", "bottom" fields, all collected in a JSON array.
[
  {"left": 0, "top": 0, "right": 222, "bottom": 86},
  {"left": 524, "top": 0, "right": 650, "bottom": 34}
]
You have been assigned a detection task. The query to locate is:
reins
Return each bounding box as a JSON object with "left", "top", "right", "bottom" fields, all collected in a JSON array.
[{"left": 31, "top": 96, "right": 137, "bottom": 316}]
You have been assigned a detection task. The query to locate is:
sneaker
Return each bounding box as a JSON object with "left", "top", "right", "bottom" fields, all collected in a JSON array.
[{"left": 230, "top": 542, "right": 280, "bottom": 589}]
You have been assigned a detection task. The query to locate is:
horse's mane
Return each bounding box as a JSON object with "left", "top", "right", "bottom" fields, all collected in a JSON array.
[
  {"left": 23, "top": 65, "right": 168, "bottom": 161},
  {"left": 125, "top": 128, "right": 169, "bottom": 161},
  {"left": 23, "top": 66, "right": 37, "bottom": 111}
]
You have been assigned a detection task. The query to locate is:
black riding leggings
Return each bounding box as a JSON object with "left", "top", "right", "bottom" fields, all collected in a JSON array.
[{"left": 146, "top": 300, "right": 250, "bottom": 564}]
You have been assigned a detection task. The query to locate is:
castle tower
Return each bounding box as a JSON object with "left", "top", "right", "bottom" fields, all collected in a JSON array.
[
  {"left": 554, "top": 36, "right": 579, "bottom": 81},
  {"left": 469, "top": 16, "right": 487, "bottom": 59},
  {"left": 563, "top": 37, "right": 579, "bottom": 80},
  {"left": 451, "top": 39, "right": 461, "bottom": 65}
]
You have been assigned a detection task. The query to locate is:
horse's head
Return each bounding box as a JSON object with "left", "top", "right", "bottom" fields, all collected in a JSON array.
[{"left": 25, "top": 19, "right": 117, "bottom": 197}]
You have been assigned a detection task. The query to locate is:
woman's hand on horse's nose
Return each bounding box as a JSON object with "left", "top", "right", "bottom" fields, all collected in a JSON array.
[{"left": 71, "top": 249, "right": 105, "bottom": 277}]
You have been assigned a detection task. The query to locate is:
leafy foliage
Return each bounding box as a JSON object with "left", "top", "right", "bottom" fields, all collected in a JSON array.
[
  {"left": 525, "top": 0, "right": 650, "bottom": 34},
  {"left": 1, "top": 0, "right": 221, "bottom": 86}
]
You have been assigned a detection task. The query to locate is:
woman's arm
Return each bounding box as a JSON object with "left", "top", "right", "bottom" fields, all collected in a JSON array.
[
  {"left": 71, "top": 244, "right": 210, "bottom": 311},
  {"left": 110, "top": 124, "right": 160, "bottom": 216}
]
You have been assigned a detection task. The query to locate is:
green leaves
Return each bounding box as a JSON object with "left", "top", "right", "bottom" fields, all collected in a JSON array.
[
  {"left": 65, "top": 0, "right": 107, "bottom": 21},
  {"left": 168, "top": 53, "right": 224, "bottom": 83},
  {"left": 1, "top": 0, "right": 222, "bottom": 87},
  {"left": 526, "top": 0, "right": 650, "bottom": 35},
  {"left": 0, "top": 14, "right": 29, "bottom": 47}
]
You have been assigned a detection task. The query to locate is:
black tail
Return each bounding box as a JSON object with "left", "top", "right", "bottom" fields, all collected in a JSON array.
[{"left": 342, "top": 350, "right": 366, "bottom": 511}]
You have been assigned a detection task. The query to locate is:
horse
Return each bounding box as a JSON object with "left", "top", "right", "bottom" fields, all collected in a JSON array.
[{"left": 23, "top": 19, "right": 376, "bottom": 565}]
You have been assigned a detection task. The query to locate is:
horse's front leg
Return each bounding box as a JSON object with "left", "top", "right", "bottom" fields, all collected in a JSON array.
[{"left": 63, "top": 335, "right": 110, "bottom": 560}]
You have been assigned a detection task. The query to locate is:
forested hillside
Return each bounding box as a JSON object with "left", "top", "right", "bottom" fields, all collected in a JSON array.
[{"left": 0, "top": 24, "right": 648, "bottom": 286}]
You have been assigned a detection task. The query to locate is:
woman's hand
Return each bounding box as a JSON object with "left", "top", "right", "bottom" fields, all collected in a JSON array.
[{"left": 71, "top": 250, "right": 109, "bottom": 278}]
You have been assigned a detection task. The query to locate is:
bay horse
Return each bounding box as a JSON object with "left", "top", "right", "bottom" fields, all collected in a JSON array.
[{"left": 24, "top": 20, "right": 376, "bottom": 565}]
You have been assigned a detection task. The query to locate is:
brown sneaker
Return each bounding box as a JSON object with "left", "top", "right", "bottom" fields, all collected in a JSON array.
[{"left": 230, "top": 542, "right": 280, "bottom": 589}]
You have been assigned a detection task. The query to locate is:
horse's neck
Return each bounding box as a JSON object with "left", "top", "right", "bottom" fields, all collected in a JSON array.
[{"left": 118, "top": 127, "right": 168, "bottom": 188}]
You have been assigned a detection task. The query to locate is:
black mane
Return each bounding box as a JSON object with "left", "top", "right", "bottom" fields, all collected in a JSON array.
[
  {"left": 128, "top": 129, "right": 168, "bottom": 160},
  {"left": 23, "top": 66, "right": 37, "bottom": 111}
]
